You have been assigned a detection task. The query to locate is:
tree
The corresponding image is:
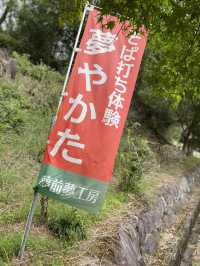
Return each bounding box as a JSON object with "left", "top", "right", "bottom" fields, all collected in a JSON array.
[
  {"left": 4, "top": 0, "right": 85, "bottom": 69},
  {"left": 99, "top": 0, "right": 200, "bottom": 34},
  {"left": 136, "top": 30, "right": 200, "bottom": 153},
  {"left": 11, "top": 1, "right": 62, "bottom": 67},
  {"left": 177, "top": 96, "right": 200, "bottom": 155},
  {"left": 1, "top": 0, "right": 199, "bottom": 153},
  {"left": 97, "top": 0, "right": 200, "bottom": 153},
  {"left": 0, "top": 0, "right": 16, "bottom": 26}
]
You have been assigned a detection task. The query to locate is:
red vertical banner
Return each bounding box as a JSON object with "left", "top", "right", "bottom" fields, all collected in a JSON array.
[{"left": 36, "top": 9, "right": 147, "bottom": 213}]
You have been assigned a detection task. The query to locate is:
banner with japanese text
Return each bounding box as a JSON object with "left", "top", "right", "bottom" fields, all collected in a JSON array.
[{"left": 36, "top": 9, "right": 147, "bottom": 213}]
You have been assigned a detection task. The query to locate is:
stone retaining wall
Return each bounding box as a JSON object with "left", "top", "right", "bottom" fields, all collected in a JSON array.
[
  {"left": 116, "top": 167, "right": 200, "bottom": 266},
  {"left": 169, "top": 199, "right": 200, "bottom": 266}
]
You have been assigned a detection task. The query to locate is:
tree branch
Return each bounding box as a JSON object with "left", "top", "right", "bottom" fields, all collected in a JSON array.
[{"left": 0, "top": 5, "right": 10, "bottom": 26}]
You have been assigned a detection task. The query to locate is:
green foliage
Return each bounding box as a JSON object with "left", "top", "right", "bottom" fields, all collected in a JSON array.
[
  {"left": 0, "top": 81, "right": 25, "bottom": 133},
  {"left": 58, "top": 0, "right": 87, "bottom": 26},
  {"left": 0, "top": 7, "right": 199, "bottom": 260},
  {"left": 0, "top": 0, "right": 17, "bottom": 28},
  {"left": 100, "top": 0, "right": 200, "bottom": 153},
  {"left": 100, "top": 0, "right": 200, "bottom": 37},
  {"left": 3, "top": 1, "right": 82, "bottom": 69},
  {"left": 0, "top": 51, "right": 199, "bottom": 265},
  {"left": 178, "top": 98, "right": 200, "bottom": 154},
  {"left": 115, "top": 122, "right": 152, "bottom": 192},
  {"left": 0, "top": 52, "right": 63, "bottom": 139},
  {"left": 142, "top": 34, "right": 200, "bottom": 108},
  {"left": 182, "top": 155, "right": 200, "bottom": 170},
  {"left": 13, "top": 52, "right": 63, "bottom": 112},
  {"left": 165, "top": 125, "right": 182, "bottom": 145},
  {"left": 133, "top": 28, "right": 200, "bottom": 152},
  {"left": 0, "top": 231, "right": 63, "bottom": 263},
  {"left": 0, "top": 233, "right": 21, "bottom": 262},
  {"left": 12, "top": 1, "right": 61, "bottom": 67},
  {"left": 13, "top": 52, "right": 63, "bottom": 83},
  {"left": 101, "top": 187, "right": 126, "bottom": 213},
  {"left": 137, "top": 86, "right": 176, "bottom": 138},
  {"left": 48, "top": 209, "right": 87, "bottom": 244},
  {"left": 0, "top": 31, "right": 19, "bottom": 49}
]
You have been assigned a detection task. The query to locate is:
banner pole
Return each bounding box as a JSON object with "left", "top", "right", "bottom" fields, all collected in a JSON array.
[
  {"left": 18, "top": 191, "right": 39, "bottom": 259},
  {"left": 56, "top": 1, "right": 90, "bottom": 115},
  {"left": 18, "top": 2, "right": 91, "bottom": 260}
]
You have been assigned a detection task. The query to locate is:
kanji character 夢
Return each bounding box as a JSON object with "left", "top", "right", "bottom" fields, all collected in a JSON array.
[
  {"left": 108, "top": 91, "right": 125, "bottom": 110},
  {"left": 120, "top": 45, "right": 139, "bottom": 62},
  {"left": 64, "top": 94, "right": 96, "bottom": 123},
  {"left": 84, "top": 29, "right": 117, "bottom": 55},
  {"left": 115, "top": 76, "right": 127, "bottom": 93},
  {"left": 62, "top": 182, "right": 76, "bottom": 197},
  {"left": 78, "top": 63, "right": 107, "bottom": 92},
  {"left": 102, "top": 108, "right": 121, "bottom": 128},
  {"left": 50, "top": 128, "right": 85, "bottom": 165},
  {"left": 116, "top": 60, "right": 133, "bottom": 78}
]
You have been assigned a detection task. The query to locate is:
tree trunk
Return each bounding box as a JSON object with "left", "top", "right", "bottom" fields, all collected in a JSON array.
[
  {"left": 182, "top": 133, "right": 193, "bottom": 156},
  {"left": 40, "top": 196, "right": 48, "bottom": 225},
  {"left": 0, "top": 6, "right": 10, "bottom": 26}
]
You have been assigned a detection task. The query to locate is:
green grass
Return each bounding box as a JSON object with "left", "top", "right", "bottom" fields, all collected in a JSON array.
[
  {"left": 182, "top": 155, "right": 200, "bottom": 170},
  {"left": 0, "top": 232, "right": 21, "bottom": 262},
  {"left": 0, "top": 231, "right": 65, "bottom": 265},
  {"left": 1, "top": 54, "right": 200, "bottom": 265}
]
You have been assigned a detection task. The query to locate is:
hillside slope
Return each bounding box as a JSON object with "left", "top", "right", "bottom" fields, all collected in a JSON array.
[{"left": 0, "top": 54, "right": 199, "bottom": 266}]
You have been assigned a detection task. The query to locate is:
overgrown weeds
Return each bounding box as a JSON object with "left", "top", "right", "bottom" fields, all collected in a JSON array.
[
  {"left": 115, "top": 122, "right": 154, "bottom": 193},
  {"left": 0, "top": 54, "right": 200, "bottom": 265},
  {"left": 48, "top": 209, "right": 87, "bottom": 244}
]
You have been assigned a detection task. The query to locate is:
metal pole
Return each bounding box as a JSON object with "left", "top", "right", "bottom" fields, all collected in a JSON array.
[
  {"left": 56, "top": 1, "right": 90, "bottom": 115},
  {"left": 18, "top": 191, "right": 39, "bottom": 259},
  {"left": 18, "top": 3, "right": 91, "bottom": 260}
]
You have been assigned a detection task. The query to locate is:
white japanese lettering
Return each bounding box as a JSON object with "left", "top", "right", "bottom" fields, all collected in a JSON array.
[
  {"left": 50, "top": 128, "right": 85, "bottom": 165},
  {"left": 116, "top": 60, "right": 134, "bottom": 78},
  {"left": 108, "top": 91, "right": 125, "bottom": 110},
  {"left": 64, "top": 94, "right": 96, "bottom": 123},
  {"left": 115, "top": 76, "right": 127, "bottom": 93},
  {"left": 102, "top": 108, "right": 121, "bottom": 128},
  {"left": 78, "top": 63, "right": 107, "bottom": 92},
  {"left": 84, "top": 29, "right": 117, "bottom": 55}
]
